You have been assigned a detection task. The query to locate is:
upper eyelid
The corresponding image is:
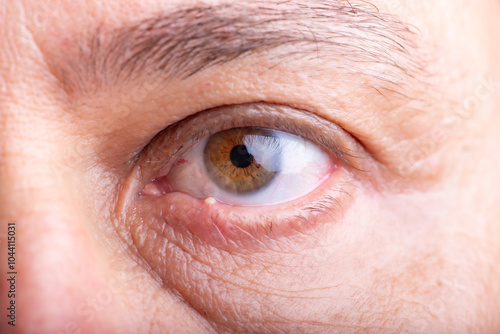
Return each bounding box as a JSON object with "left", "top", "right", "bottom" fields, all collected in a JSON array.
[{"left": 136, "top": 103, "right": 369, "bottom": 183}]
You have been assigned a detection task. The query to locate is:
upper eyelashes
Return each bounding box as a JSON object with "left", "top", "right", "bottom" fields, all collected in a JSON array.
[
  {"left": 135, "top": 103, "right": 364, "bottom": 181},
  {"left": 135, "top": 103, "right": 362, "bottom": 206}
]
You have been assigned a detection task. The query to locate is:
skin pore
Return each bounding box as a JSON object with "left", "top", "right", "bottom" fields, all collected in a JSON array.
[{"left": 1, "top": 0, "right": 500, "bottom": 333}]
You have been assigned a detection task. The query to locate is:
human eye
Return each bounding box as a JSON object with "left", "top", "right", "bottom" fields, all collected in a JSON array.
[
  {"left": 120, "top": 103, "right": 367, "bottom": 250},
  {"left": 142, "top": 126, "right": 334, "bottom": 206}
]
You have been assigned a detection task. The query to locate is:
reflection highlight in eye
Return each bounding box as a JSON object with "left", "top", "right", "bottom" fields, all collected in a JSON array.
[
  {"left": 158, "top": 127, "right": 334, "bottom": 206},
  {"left": 204, "top": 128, "right": 279, "bottom": 194}
]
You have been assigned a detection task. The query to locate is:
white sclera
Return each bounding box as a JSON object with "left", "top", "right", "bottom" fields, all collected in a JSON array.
[{"left": 166, "top": 129, "right": 334, "bottom": 206}]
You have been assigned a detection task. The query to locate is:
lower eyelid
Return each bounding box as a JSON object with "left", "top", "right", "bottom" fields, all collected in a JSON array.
[{"left": 133, "top": 166, "right": 356, "bottom": 251}]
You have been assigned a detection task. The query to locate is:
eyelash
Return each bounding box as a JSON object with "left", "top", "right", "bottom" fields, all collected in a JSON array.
[{"left": 120, "top": 103, "right": 364, "bottom": 249}]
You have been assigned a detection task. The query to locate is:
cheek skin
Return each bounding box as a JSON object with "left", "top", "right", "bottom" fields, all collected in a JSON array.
[
  {"left": 120, "top": 187, "right": 443, "bottom": 333},
  {"left": 120, "top": 172, "right": 359, "bottom": 332},
  {"left": 122, "top": 170, "right": 500, "bottom": 333}
]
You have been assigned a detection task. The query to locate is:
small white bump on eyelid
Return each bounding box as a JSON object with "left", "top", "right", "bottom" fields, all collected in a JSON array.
[{"left": 205, "top": 197, "right": 216, "bottom": 205}]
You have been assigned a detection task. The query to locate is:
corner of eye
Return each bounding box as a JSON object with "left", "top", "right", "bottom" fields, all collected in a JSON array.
[{"left": 140, "top": 182, "right": 163, "bottom": 196}]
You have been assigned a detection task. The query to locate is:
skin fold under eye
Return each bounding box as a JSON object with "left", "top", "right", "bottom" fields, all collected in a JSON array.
[
  {"left": 145, "top": 127, "right": 335, "bottom": 206},
  {"left": 122, "top": 103, "right": 369, "bottom": 249}
]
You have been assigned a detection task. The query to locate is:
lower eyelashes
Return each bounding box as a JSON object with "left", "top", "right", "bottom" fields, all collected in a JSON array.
[{"left": 135, "top": 167, "right": 356, "bottom": 251}]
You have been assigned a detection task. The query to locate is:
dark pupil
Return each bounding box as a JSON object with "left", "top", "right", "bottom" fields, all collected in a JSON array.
[{"left": 230, "top": 145, "right": 253, "bottom": 168}]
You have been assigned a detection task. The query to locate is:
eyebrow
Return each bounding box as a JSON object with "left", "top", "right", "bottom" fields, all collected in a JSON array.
[{"left": 56, "top": 0, "right": 426, "bottom": 95}]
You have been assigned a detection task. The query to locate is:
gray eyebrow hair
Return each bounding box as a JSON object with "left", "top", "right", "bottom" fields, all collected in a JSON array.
[{"left": 60, "top": 0, "right": 426, "bottom": 95}]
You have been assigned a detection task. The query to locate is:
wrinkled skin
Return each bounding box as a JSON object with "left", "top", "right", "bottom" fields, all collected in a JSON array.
[{"left": 1, "top": 0, "right": 500, "bottom": 333}]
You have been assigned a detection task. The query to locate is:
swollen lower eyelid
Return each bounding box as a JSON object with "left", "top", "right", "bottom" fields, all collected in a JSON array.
[{"left": 134, "top": 165, "right": 356, "bottom": 251}]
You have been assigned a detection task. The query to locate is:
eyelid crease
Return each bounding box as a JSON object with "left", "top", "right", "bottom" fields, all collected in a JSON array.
[{"left": 136, "top": 103, "right": 368, "bottom": 185}]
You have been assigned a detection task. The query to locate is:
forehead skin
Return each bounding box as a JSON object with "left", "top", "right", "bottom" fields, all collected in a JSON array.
[{"left": 0, "top": 0, "right": 500, "bottom": 333}]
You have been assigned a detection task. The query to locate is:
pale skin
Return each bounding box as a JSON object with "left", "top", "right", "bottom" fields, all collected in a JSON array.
[{"left": 1, "top": 0, "right": 500, "bottom": 333}]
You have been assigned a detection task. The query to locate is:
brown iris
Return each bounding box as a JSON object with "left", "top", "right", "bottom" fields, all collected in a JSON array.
[{"left": 204, "top": 128, "right": 280, "bottom": 194}]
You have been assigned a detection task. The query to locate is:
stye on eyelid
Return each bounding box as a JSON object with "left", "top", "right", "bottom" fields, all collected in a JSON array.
[{"left": 204, "top": 197, "right": 216, "bottom": 205}]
